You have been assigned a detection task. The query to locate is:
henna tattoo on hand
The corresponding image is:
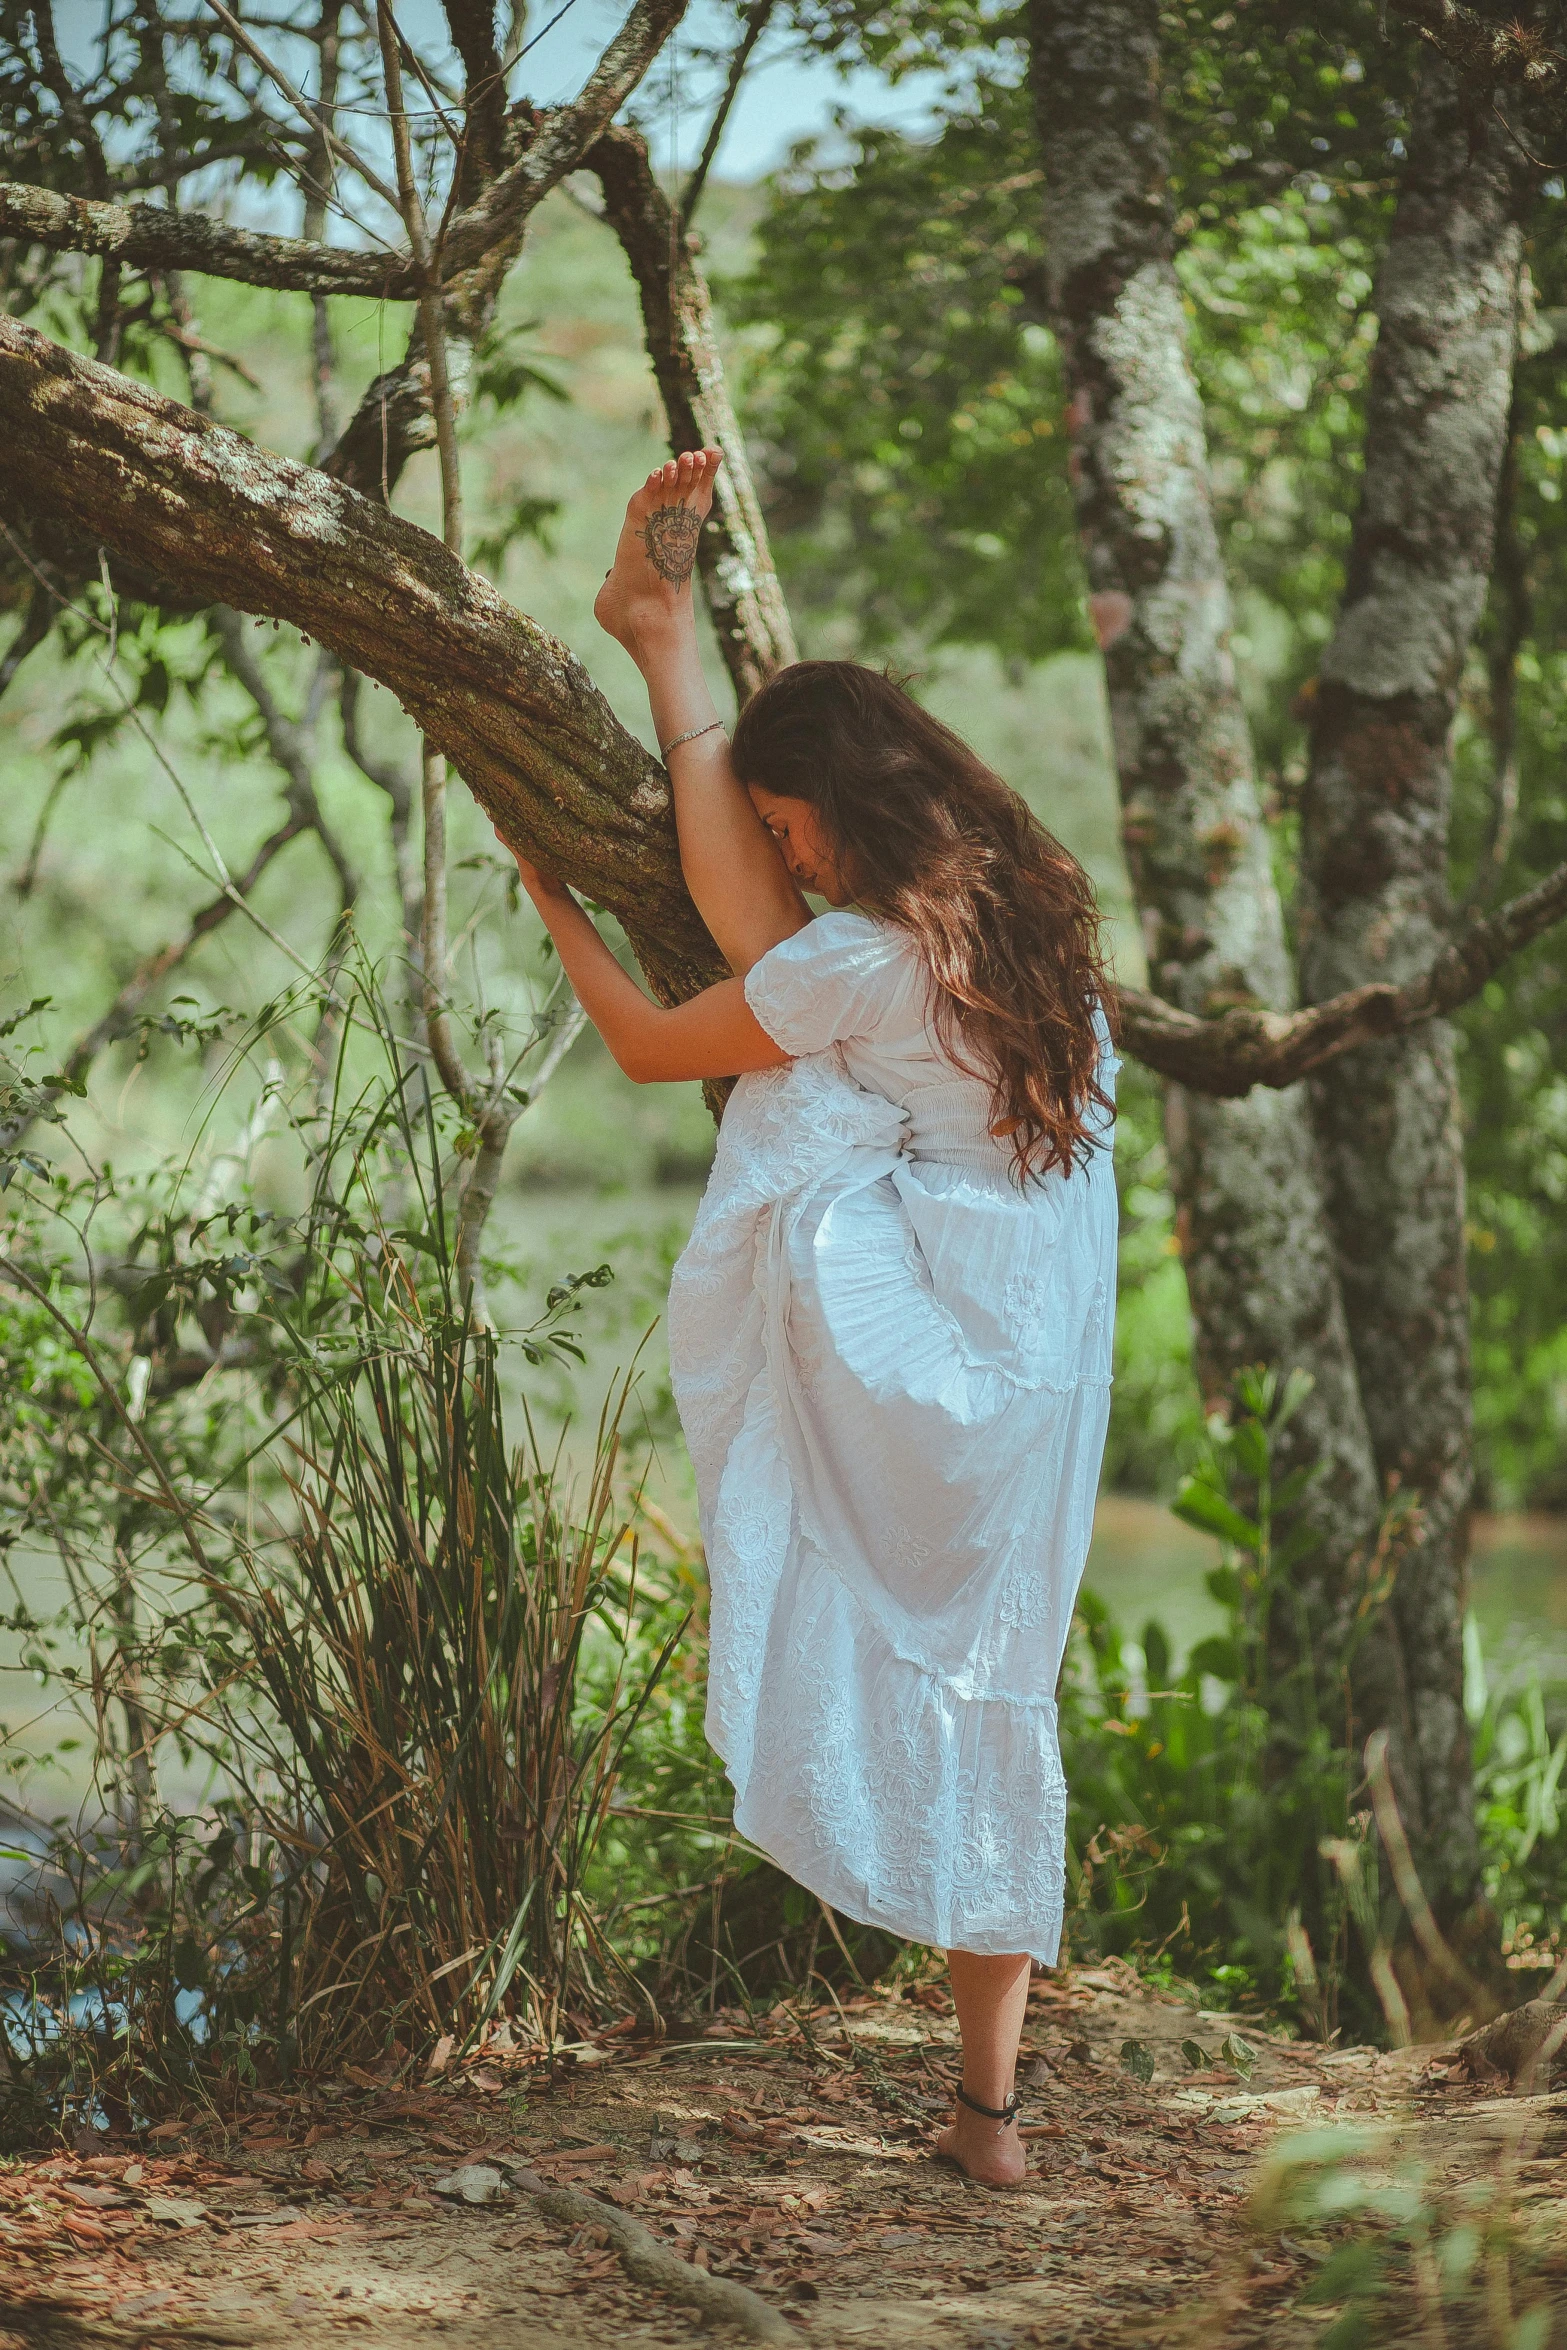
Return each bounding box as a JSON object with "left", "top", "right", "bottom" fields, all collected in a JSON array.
[{"left": 640, "top": 502, "right": 701, "bottom": 586}]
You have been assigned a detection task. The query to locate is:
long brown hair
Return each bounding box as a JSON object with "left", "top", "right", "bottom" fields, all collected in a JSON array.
[{"left": 730, "top": 661, "right": 1115, "bottom": 1179}]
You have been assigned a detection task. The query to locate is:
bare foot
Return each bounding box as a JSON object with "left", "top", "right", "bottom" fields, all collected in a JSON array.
[
  {"left": 934, "top": 2106, "right": 1027, "bottom": 2189},
  {"left": 594, "top": 448, "right": 723, "bottom": 661}
]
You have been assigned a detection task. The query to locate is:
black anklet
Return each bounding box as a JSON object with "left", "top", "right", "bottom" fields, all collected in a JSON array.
[{"left": 954, "top": 2086, "right": 1022, "bottom": 2125}]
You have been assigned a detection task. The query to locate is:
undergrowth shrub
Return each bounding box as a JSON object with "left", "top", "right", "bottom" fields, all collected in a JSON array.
[
  {"left": 0, "top": 968, "right": 673, "bottom": 2126},
  {"left": 1061, "top": 1368, "right": 1567, "bottom": 2039},
  {"left": 1251, "top": 2121, "right": 1567, "bottom": 2349}
]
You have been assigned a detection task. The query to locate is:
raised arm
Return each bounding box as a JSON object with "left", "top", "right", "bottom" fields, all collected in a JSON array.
[
  {"left": 594, "top": 451, "right": 811, "bottom": 975},
  {"left": 502, "top": 843, "right": 790, "bottom": 1083}
]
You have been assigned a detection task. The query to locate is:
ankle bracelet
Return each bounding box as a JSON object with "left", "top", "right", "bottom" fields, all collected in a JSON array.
[{"left": 955, "top": 2085, "right": 1022, "bottom": 2130}]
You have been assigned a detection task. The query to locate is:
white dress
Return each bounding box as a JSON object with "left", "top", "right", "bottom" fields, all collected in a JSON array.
[{"left": 668, "top": 911, "right": 1119, "bottom": 1961}]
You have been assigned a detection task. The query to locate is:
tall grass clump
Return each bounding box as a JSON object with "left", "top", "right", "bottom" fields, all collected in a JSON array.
[
  {"left": 1250, "top": 2121, "right": 1567, "bottom": 2349},
  {"left": 0, "top": 964, "right": 676, "bottom": 2127},
  {"left": 223, "top": 1268, "right": 680, "bottom": 2068}
]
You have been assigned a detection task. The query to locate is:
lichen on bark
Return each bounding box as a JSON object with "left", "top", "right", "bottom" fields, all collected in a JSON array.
[
  {"left": 1299, "top": 54, "right": 1528, "bottom": 1923},
  {"left": 1027, "top": 0, "right": 1384, "bottom": 1595}
]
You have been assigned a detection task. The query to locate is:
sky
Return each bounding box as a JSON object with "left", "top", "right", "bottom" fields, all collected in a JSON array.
[{"left": 506, "top": 0, "right": 947, "bottom": 176}]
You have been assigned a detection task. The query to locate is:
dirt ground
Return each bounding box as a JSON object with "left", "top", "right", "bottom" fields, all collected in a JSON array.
[{"left": 4, "top": 1960, "right": 1565, "bottom": 2350}]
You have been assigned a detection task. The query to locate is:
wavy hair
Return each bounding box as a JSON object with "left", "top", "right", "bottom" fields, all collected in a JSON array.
[{"left": 730, "top": 661, "right": 1115, "bottom": 1180}]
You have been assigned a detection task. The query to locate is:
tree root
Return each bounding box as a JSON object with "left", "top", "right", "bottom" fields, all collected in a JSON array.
[
  {"left": 1454, "top": 2000, "right": 1567, "bottom": 2087},
  {"left": 516, "top": 2174, "right": 795, "bottom": 2341}
]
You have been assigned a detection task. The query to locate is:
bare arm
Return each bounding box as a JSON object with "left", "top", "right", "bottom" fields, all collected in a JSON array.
[
  {"left": 594, "top": 451, "right": 810, "bottom": 975},
  {"left": 505, "top": 846, "right": 789, "bottom": 1083}
]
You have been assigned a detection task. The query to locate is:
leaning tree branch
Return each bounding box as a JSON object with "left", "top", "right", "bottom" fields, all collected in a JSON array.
[
  {"left": 0, "top": 316, "right": 725, "bottom": 1013},
  {"left": 434, "top": 0, "right": 689, "bottom": 281},
  {"left": 587, "top": 121, "right": 795, "bottom": 704}
]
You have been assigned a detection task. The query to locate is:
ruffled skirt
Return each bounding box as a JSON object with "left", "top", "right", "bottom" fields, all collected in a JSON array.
[{"left": 668, "top": 1054, "right": 1115, "bottom": 1960}]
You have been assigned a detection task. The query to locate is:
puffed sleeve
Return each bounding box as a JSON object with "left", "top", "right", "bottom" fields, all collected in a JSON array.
[{"left": 744, "top": 912, "right": 917, "bottom": 1058}]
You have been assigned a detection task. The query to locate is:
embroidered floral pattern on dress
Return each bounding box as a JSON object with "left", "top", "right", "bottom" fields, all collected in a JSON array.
[
  {"left": 1002, "top": 1270, "right": 1052, "bottom": 1334},
  {"left": 883, "top": 1516, "right": 931, "bottom": 1578},
  {"left": 997, "top": 1559, "right": 1051, "bottom": 1632}
]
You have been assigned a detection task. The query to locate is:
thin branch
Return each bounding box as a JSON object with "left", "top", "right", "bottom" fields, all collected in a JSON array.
[
  {"left": 680, "top": 0, "right": 773, "bottom": 229},
  {"left": 0, "top": 585, "right": 54, "bottom": 701},
  {"left": 418, "top": 738, "right": 479, "bottom": 1111},
  {"left": 0, "top": 180, "right": 418, "bottom": 297},
  {"left": 209, "top": 608, "right": 360, "bottom": 910},
  {"left": 31, "top": 1, "right": 112, "bottom": 201},
  {"left": 201, "top": 0, "right": 408, "bottom": 215},
  {"left": 3, "top": 0, "right": 686, "bottom": 304},
  {"left": 0, "top": 815, "right": 309, "bottom": 1152},
  {"left": 303, "top": 2, "right": 345, "bottom": 454},
  {"left": 376, "top": 0, "right": 464, "bottom": 555},
  {"left": 1114, "top": 850, "right": 1567, "bottom": 1093},
  {"left": 338, "top": 664, "right": 419, "bottom": 946}
]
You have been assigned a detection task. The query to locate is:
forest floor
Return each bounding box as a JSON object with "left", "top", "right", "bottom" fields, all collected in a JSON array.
[{"left": 3, "top": 1957, "right": 1565, "bottom": 2350}]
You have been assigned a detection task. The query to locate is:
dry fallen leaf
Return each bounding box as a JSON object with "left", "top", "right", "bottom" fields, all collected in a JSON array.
[{"left": 144, "top": 2196, "right": 208, "bottom": 2229}]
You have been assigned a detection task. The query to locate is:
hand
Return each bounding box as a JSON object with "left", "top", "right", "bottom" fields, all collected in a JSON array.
[{"left": 496, "top": 828, "right": 570, "bottom": 902}]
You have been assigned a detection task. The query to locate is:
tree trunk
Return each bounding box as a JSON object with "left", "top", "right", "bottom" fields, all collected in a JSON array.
[
  {"left": 1298, "top": 58, "right": 1525, "bottom": 1929},
  {"left": 1026, "top": 0, "right": 1386, "bottom": 1589}
]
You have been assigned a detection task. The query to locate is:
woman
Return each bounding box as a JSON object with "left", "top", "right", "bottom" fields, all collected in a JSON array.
[{"left": 504, "top": 450, "right": 1119, "bottom": 2188}]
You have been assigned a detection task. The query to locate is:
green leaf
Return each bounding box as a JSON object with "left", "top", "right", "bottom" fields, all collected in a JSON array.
[
  {"left": 1180, "top": 2039, "right": 1213, "bottom": 2070},
  {"left": 1173, "top": 1480, "right": 1263, "bottom": 1551},
  {"left": 1229, "top": 1418, "right": 1270, "bottom": 1481},
  {"left": 1187, "top": 1635, "right": 1242, "bottom": 1682},
  {"left": 1119, "top": 2037, "right": 1155, "bottom": 2085},
  {"left": 0, "top": 996, "right": 51, "bottom": 1040},
  {"left": 1220, "top": 2031, "right": 1255, "bottom": 2081}
]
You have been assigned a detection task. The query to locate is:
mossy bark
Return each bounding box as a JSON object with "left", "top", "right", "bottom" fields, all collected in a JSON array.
[
  {"left": 1299, "top": 59, "right": 1525, "bottom": 1921},
  {"left": 1026, "top": 0, "right": 1386, "bottom": 1596}
]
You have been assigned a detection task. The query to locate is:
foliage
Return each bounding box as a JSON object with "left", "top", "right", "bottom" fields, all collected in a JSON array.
[
  {"left": 1065, "top": 1364, "right": 1567, "bottom": 2037},
  {"left": 728, "top": 100, "right": 1084, "bottom": 663},
  {"left": 735, "top": 22, "right": 1567, "bottom": 1512},
  {"left": 1250, "top": 2123, "right": 1567, "bottom": 2350},
  {"left": 1469, "top": 1620, "right": 1567, "bottom": 1981},
  {"left": 0, "top": 969, "right": 676, "bottom": 2122},
  {"left": 1060, "top": 1367, "right": 1406, "bottom": 2035}
]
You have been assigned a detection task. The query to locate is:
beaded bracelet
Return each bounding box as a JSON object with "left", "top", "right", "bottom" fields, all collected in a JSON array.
[{"left": 659, "top": 718, "right": 724, "bottom": 757}]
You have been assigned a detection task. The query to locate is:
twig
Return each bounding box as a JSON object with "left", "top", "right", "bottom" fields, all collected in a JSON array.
[
  {"left": 519, "top": 2179, "right": 794, "bottom": 2342},
  {"left": 679, "top": 0, "right": 773, "bottom": 228},
  {"left": 201, "top": 0, "right": 406, "bottom": 215},
  {"left": 1365, "top": 1728, "right": 1484, "bottom": 2003},
  {"left": 375, "top": 2, "right": 463, "bottom": 553}
]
